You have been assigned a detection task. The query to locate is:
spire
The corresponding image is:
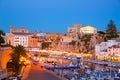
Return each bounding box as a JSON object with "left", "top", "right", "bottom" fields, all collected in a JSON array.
[{"left": 10, "top": 24, "right": 14, "bottom": 33}]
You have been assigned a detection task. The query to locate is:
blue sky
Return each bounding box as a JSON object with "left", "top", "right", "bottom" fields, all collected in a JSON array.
[{"left": 0, "top": 0, "right": 120, "bottom": 33}]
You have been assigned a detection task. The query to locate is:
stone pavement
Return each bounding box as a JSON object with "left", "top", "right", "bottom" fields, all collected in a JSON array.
[
  {"left": 22, "top": 64, "right": 61, "bottom": 80},
  {"left": 22, "top": 65, "right": 31, "bottom": 80},
  {"left": 44, "top": 68, "right": 67, "bottom": 80}
]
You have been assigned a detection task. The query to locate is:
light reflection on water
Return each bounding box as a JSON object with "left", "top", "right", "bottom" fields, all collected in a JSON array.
[
  {"left": 81, "top": 61, "right": 104, "bottom": 71},
  {"left": 39, "top": 56, "right": 107, "bottom": 71}
]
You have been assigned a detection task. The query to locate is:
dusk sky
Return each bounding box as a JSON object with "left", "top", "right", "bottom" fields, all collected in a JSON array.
[{"left": 0, "top": 0, "right": 120, "bottom": 33}]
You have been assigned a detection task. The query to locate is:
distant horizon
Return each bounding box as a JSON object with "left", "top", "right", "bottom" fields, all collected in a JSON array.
[{"left": 0, "top": 0, "right": 120, "bottom": 33}]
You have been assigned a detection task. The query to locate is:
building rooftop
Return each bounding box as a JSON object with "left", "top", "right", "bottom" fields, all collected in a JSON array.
[{"left": 12, "top": 32, "right": 32, "bottom": 35}]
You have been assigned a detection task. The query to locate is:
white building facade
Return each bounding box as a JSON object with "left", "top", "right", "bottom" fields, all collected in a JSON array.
[
  {"left": 95, "top": 40, "right": 120, "bottom": 57},
  {"left": 14, "top": 34, "right": 29, "bottom": 47},
  {"left": 6, "top": 33, "right": 32, "bottom": 47},
  {"left": 68, "top": 24, "right": 97, "bottom": 38}
]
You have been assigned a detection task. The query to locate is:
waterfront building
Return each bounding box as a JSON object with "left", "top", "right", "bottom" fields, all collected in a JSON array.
[{"left": 95, "top": 40, "right": 120, "bottom": 60}]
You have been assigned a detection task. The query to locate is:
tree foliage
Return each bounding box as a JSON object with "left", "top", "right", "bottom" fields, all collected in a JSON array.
[
  {"left": 69, "top": 40, "right": 76, "bottom": 46},
  {"left": 97, "top": 30, "right": 105, "bottom": 34},
  {"left": 0, "top": 30, "right": 5, "bottom": 36},
  {"left": 0, "top": 30, "right": 5, "bottom": 45},
  {"left": 106, "top": 20, "right": 119, "bottom": 39},
  {"left": 8, "top": 45, "right": 27, "bottom": 75},
  {"left": 41, "top": 42, "right": 51, "bottom": 49},
  {"left": 0, "top": 36, "right": 5, "bottom": 44}
]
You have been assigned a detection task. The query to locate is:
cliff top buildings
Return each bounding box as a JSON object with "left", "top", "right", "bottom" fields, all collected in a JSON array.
[
  {"left": 80, "top": 26, "right": 96, "bottom": 34},
  {"left": 6, "top": 25, "right": 46, "bottom": 48},
  {"left": 10, "top": 24, "right": 29, "bottom": 33},
  {"left": 5, "top": 23, "right": 100, "bottom": 53},
  {"left": 68, "top": 24, "right": 97, "bottom": 36},
  {"left": 68, "top": 24, "right": 82, "bottom": 34}
]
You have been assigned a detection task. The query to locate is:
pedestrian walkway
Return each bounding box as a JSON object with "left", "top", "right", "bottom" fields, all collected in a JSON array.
[
  {"left": 44, "top": 68, "right": 67, "bottom": 80},
  {"left": 24, "top": 64, "right": 60, "bottom": 80},
  {"left": 22, "top": 65, "right": 31, "bottom": 80}
]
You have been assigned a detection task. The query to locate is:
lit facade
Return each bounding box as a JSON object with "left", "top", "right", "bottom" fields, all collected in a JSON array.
[
  {"left": 14, "top": 34, "right": 29, "bottom": 47},
  {"left": 95, "top": 40, "right": 120, "bottom": 57},
  {"left": 6, "top": 33, "right": 31, "bottom": 47},
  {"left": 28, "top": 36, "right": 39, "bottom": 47},
  {"left": 68, "top": 24, "right": 97, "bottom": 38},
  {"left": 80, "top": 26, "right": 96, "bottom": 34},
  {"left": 6, "top": 26, "right": 46, "bottom": 48},
  {"left": 107, "top": 45, "right": 120, "bottom": 57},
  {"left": 6, "top": 32, "right": 46, "bottom": 48}
]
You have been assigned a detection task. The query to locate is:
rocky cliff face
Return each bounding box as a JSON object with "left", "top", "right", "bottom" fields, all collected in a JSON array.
[{"left": 48, "top": 33, "right": 106, "bottom": 54}]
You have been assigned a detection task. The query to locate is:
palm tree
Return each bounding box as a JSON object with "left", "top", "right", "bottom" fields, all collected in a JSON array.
[{"left": 9, "top": 45, "right": 27, "bottom": 76}]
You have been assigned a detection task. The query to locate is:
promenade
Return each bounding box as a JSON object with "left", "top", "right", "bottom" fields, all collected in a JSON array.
[{"left": 23, "top": 64, "right": 60, "bottom": 80}]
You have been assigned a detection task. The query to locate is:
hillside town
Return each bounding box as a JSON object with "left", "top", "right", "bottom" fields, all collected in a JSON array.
[
  {"left": 4, "top": 23, "right": 120, "bottom": 59},
  {"left": 0, "top": 20, "right": 120, "bottom": 80}
]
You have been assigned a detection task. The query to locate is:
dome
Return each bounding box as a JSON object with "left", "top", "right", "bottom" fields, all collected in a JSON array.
[
  {"left": 81, "top": 26, "right": 96, "bottom": 30},
  {"left": 80, "top": 26, "right": 96, "bottom": 34}
]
